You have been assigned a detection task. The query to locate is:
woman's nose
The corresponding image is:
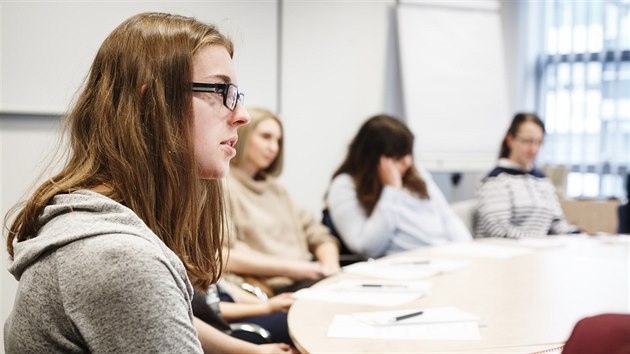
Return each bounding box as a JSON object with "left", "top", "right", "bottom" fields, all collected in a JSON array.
[{"left": 231, "top": 104, "right": 250, "bottom": 127}]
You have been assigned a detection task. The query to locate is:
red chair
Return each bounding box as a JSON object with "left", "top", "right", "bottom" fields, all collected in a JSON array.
[{"left": 562, "top": 313, "right": 630, "bottom": 354}]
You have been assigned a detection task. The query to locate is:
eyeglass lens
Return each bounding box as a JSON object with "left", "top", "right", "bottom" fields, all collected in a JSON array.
[{"left": 226, "top": 84, "right": 244, "bottom": 111}]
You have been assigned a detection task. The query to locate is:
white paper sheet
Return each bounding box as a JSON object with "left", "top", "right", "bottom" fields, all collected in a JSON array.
[
  {"left": 351, "top": 306, "right": 479, "bottom": 326},
  {"left": 293, "top": 280, "right": 431, "bottom": 306},
  {"left": 483, "top": 237, "right": 568, "bottom": 249},
  {"left": 327, "top": 307, "right": 481, "bottom": 340},
  {"left": 435, "top": 242, "right": 531, "bottom": 258},
  {"left": 342, "top": 258, "right": 469, "bottom": 280}
]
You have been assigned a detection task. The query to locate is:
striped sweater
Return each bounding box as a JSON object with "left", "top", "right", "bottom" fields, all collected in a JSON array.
[{"left": 475, "top": 159, "right": 579, "bottom": 238}]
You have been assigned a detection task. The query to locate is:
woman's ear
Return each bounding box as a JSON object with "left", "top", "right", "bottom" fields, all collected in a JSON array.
[
  {"left": 506, "top": 133, "right": 515, "bottom": 149},
  {"left": 139, "top": 84, "right": 148, "bottom": 98}
]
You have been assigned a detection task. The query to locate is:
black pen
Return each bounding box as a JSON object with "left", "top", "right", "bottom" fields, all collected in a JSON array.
[{"left": 391, "top": 310, "right": 424, "bottom": 323}]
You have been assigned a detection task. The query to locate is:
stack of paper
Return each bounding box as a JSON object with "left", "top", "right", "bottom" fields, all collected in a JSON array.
[
  {"left": 293, "top": 279, "right": 431, "bottom": 306},
  {"left": 327, "top": 306, "right": 481, "bottom": 340},
  {"left": 342, "top": 258, "right": 469, "bottom": 280}
]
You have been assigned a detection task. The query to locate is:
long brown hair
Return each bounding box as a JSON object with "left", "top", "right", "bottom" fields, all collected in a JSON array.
[
  {"left": 5, "top": 12, "right": 232, "bottom": 290},
  {"left": 499, "top": 113, "right": 546, "bottom": 158},
  {"left": 332, "top": 114, "right": 428, "bottom": 215}
]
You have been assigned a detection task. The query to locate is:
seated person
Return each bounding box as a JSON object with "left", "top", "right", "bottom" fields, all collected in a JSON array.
[
  {"left": 476, "top": 113, "right": 579, "bottom": 238},
  {"left": 225, "top": 108, "right": 340, "bottom": 294},
  {"left": 194, "top": 316, "right": 292, "bottom": 354},
  {"left": 326, "top": 114, "right": 472, "bottom": 259},
  {"left": 218, "top": 281, "right": 294, "bottom": 346}
]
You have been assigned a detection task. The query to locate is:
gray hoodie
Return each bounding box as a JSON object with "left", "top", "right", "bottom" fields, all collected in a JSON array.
[{"left": 4, "top": 190, "right": 202, "bottom": 353}]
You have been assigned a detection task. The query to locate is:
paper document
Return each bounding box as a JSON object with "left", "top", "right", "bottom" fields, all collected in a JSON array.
[
  {"left": 327, "top": 307, "right": 481, "bottom": 340},
  {"left": 435, "top": 242, "right": 531, "bottom": 258},
  {"left": 293, "top": 279, "right": 430, "bottom": 306},
  {"left": 593, "top": 234, "right": 630, "bottom": 245},
  {"left": 352, "top": 306, "right": 480, "bottom": 326},
  {"left": 483, "top": 237, "right": 567, "bottom": 249},
  {"left": 342, "top": 258, "right": 468, "bottom": 280}
]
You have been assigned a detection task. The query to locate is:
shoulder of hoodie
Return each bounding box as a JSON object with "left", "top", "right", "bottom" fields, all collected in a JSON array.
[{"left": 54, "top": 231, "right": 177, "bottom": 277}]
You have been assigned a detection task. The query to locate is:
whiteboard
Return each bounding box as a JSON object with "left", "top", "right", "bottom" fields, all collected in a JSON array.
[
  {"left": 0, "top": 1, "right": 277, "bottom": 114},
  {"left": 397, "top": 2, "right": 509, "bottom": 171}
]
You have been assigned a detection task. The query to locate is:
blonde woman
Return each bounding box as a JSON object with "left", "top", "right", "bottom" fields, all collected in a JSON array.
[{"left": 226, "top": 108, "right": 340, "bottom": 294}]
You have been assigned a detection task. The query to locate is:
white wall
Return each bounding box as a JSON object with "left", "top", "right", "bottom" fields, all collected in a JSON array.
[
  {"left": 281, "top": 0, "right": 396, "bottom": 214},
  {"left": 0, "top": 114, "right": 63, "bottom": 352},
  {"left": 0, "top": 1, "right": 278, "bottom": 113},
  {"left": 0, "top": 2, "right": 2, "bottom": 112},
  {"left": 0, "top": 1, "right": 520, "bottom": 348}
]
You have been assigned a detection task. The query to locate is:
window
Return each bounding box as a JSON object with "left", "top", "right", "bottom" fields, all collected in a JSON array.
[{"left": 534, "top": 0, "right": 629, "bottom": 198}]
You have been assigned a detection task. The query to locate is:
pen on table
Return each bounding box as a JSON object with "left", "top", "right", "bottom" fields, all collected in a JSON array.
[
  {"left": 391, "top": 310, "right": 424, "bottom": 323},
  {"left": 360, "top": 283, "right": 408, "bottom": 288}
]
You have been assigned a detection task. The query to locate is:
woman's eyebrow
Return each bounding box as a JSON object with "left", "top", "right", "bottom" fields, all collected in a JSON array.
[{"left": 199, "top": 74, "right": 232, "bottom": 83}]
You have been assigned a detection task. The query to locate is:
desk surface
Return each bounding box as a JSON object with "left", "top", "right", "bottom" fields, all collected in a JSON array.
[{"left": 288, "top": 236, "right": 630, "bottom": 353}]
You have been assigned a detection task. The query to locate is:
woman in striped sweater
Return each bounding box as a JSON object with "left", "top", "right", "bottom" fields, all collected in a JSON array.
[{"left": 475, "top": 113, "right": 579, "bottom": 238}]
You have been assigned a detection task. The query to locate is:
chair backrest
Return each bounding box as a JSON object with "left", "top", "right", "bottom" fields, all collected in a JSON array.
[
  {"left": 560, "top": 198, "right": 620, "bottom": 234},
  {"left": 561, "top": 313, "right": 630, "bottom": 354},
  {"left": 321, "top": 208, "right": 352, "bottom": 255},
  {"left": 618, "top": 203, "right": 629, "bottom": 234},
  {"left": 191, "top": 285, "right": 232, "bottom": 334},
  {"left": 450, "top": 198, "right": 478, "bottom": 236},
  {"left": 322, "top": 208, "right": 367, "bottom": 265},
  {"left": 192, "top": 285, "right": 273, "bottom": 343}
]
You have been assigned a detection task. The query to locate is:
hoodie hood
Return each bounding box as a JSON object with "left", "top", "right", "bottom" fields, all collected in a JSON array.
[{"left": 8, "top": 190, "right": 172, "bottom": 281}]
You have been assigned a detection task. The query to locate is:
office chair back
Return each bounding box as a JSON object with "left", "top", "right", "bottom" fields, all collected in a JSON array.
[
  {"left": 322, "top": 208, "right": 367, "bottom": 265},
  {"left": 192, "top": 285, "right": 272, "bottom": 343},
  {"left": 191, "top": 285, "right": 232, "bottom": 333},
  {"left": 561, "top": 313, "right": 630, "bottom": 354}
]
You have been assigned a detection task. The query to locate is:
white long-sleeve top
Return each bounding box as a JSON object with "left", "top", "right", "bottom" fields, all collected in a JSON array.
[
  {"left": 326, "top": 167, "right": 472, "bottom": 258},
  {"left": 475, "top": 158, "right": 579, "bottom": 238}
]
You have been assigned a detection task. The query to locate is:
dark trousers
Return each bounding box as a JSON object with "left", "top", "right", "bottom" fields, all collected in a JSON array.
[{"left": 219, "top": 293, "right": 294, "bottom": 346}]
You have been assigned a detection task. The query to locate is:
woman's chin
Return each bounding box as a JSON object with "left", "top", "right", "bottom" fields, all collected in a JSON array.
[{"left": 199, "top": 165, "right": 228, "bottom": 180}]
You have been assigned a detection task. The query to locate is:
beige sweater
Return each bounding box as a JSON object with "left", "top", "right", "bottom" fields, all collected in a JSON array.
[{"left": 226, "top": 168, "right": 336, "bottom": 289}]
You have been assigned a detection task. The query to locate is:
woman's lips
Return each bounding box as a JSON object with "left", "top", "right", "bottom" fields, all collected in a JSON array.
[{"left": 221, "top": 136, "right": 238, "bottom": 157}]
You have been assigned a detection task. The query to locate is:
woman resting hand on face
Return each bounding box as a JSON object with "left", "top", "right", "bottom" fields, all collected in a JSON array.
[{"left": 326, "top": 114, "right": 472, "bottom": 259}]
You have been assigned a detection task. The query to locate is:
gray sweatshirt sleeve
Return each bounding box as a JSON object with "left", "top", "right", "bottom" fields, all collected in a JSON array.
[{"left": 56, "top": 234, "right": 203, "bottom": 353}]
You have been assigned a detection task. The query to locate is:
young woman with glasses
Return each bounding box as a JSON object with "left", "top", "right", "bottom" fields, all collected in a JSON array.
[
  {"left": 4, "top": 12, "right": 292, "bottom": 354},
  {"left": 475, "top": 113, "right": 579, "bottom": 238}
]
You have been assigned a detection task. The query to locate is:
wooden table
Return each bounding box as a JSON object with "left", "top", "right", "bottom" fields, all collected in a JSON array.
[{"left": 288, "top": 236, "right": 630, "bottom": 353}]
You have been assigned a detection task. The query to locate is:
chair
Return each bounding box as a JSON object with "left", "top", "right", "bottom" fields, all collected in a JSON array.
[
  {"left": 619, "top": 202, "right": 629, "bottom": 234},
  {"left": 618, "top": 173, "right": 629, "bottom": 234},
  {"left": 450, "top": 198, "right": 478, "bottom": 236},
  {"left": 561, "top": 313, "right": 630, "bottom": 354},
  {"left": 239, "top": 280, "right": 270, "bottom": 301},
  {"left": 322, "top": 208, "right": 367, "bottom": 266},
  {"left": 192, "top": 285, "right": 272, "bottom": 344}
]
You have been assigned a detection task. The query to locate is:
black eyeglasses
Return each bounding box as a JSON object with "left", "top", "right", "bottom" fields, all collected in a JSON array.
[{"left": 191, "top": 82, "right": 245, "bottom": 111}]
